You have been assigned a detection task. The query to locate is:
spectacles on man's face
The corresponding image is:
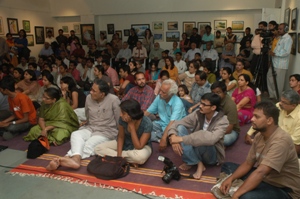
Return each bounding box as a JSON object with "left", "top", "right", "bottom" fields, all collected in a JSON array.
[{"left": 199, "top": 102, "right": 212, "bottom": 107}]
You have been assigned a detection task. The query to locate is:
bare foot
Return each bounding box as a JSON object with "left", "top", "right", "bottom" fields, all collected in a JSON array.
[
  {"left": 46, "top": 158, "right": 60, "bottom": 171},
  {"left": 192, "top": 162, "right": 206, "bottom": 180},
  {"left": 179, "top": 163, "right": 192, "bottom": 171},
  {"left": 59, "top": 156, "right": 81, "bottom": 169}
]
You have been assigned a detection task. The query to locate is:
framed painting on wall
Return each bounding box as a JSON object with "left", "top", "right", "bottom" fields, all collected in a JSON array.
[
  {"left": 198, "top": 22, "right": 211, "bottom": 32},
  {"left": 124, "top": 29, "right": 130, "bottom": 36},
  {"left": 73, "top": 24, "right": 80, "bottom": 34},
  {"left": 166, "top": 31, "right": 180, "bottom": 42},
  {"left": 62, "top": 26, "right": 69, "bottom": 33},
  {"left": 289, "top": 33, "right": 297, "bottom": 55},
  {"left": 284, "top": 8, "right": 291, "bottom": 29},
  {"left": 107, "top": 24, "right": 114, "bottom": 34},
  {"left": 7, "top": 18, "right": 19, "bottom": 35},
  {"left": 22, "top": 20, "right": 30, "bottom": 33},
  {"left": 153, "top": 33, "right": 163, "bottom": 42},
  {"left": 214, "top": 20, "right": 227, "bottom": 30},
  {"left": 153, "top": 21, "right": 164, "bottom": 31},
  {"left": 298, "top": 33, "right": 300, "bottom": 54},
  {"left": 291, "top": 8, "right": 298, "bottom": 31},
  {"left": 183, "top": 22, "right": 196, "bottom": 38},
  {"left": 233, "top": 32, "right": 245, "bottom": 43},
  {"left": 27, "top": 34, "right": 34, "bottom": 46},
  {"left": 131, "top": 24, "right": 150, "bottom": 39},
  {"left": 34, "top": 26, "right": 45, "bottom": 44},
  {"left": 167, "top": 22, "right": 178, "bottom": 30},
  {"left": 0, "top": 17, "right": 4, "bottom": 35},
  {"left": 115, "top": 30, "right": 122, "bottom": 39},
  {"left": 45, "top": 27, "right": 54, "bottom": 36},
  {"left": 80, "top": 24, "right": 95, "bottom": 45},
  {"left": 232, "top": 21, "right": 244, "bottom": 30}
]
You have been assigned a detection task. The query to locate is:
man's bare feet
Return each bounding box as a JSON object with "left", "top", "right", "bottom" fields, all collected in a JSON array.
[
  {"left": 59, "top": 156, "right": 81, "bottom": 169},
  {"left": 46, "top": 158, "right": 60, "bottom": 171},
  {"left": 179, "top": 163, "right": 192, "bottom": 171},
  {"left": 193, "top": 162, "right": 206, "bottom": 180}
]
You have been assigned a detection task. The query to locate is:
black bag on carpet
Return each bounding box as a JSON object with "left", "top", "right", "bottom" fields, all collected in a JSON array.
[
  {"left": 87, "top": 155, "right": 130, "bottom": 180},
  {"left": 27, "top": 136, "right": 50, "bottom": 159}
]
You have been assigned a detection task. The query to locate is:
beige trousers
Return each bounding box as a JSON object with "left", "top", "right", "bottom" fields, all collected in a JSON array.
[{"left": 94, "top": 140, "right": 152, "bottom": 165}]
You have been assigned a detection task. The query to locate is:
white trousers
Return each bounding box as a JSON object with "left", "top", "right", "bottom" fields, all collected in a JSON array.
[
  {"left": 267, "top": 67, "right": 287, "bottom": 98},
  {"left": 94, "top": 140, "right": 152, "bottom": 165},
  {"left": 66, "top": 129, "right": 110, "bottom": 159}
]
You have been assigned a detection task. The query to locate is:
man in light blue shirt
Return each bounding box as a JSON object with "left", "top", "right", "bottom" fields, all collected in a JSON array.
[
  {"left": 145, "top": 79, "right": 186, "bottom": 151},
  {"left": 267, "top": 23, "right": 293, "bottom": 99},
  {"left": 201, "top": 25, "right": 214, "bottom": 50}
]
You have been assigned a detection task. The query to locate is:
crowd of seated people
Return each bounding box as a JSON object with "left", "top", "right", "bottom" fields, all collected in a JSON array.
[{"left": 0, "top": 23, "right": 300, "bottom": 197}]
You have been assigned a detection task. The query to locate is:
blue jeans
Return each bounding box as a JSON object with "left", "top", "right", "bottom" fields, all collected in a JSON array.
[
  {"left": 150, "top": 121, "right": 164, "bottom": 142},
  {"left": 177, "top": 125, "right": 218, "bottom": 166},
  {"left": 223, "top": 130, "right": 239, "bottom": 147},
  {"left": 221, "top": 162, "right": 292, "bottom": 199}
]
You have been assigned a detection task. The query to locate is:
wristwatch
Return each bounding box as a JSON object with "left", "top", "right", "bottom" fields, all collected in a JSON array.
[{"left": 12, "top": 121, "right": 16, "bottom": 125}]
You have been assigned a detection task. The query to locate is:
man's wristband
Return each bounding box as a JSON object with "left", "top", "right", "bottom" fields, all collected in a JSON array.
[{"left": 12, "top": 121, "right": 16, "bottom": 125}]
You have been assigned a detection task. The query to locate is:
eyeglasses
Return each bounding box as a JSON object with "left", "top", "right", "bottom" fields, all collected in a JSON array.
[{"left": 200, "top": 102, "right": 212, "bottom": 107}]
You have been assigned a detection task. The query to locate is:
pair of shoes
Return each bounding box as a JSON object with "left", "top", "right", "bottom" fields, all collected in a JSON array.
[{"left": 2, "top": 131, "right": 17, "bottom": 141}]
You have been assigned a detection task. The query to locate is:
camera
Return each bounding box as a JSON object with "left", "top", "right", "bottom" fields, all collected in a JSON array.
[
  {"left": 260, "top": 29, "right": 274, "bottom": 38},
  {"left": 158, "top": 156, "right": 181, "bottom": 183}
]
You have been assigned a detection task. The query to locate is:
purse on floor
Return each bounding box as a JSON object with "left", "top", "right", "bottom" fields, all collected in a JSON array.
[
  {"left": 27, "top": 136, "right": 50, "bottom": 159},
  {"left": 87, "top": 155, "right": 130, "bottom": 180}
]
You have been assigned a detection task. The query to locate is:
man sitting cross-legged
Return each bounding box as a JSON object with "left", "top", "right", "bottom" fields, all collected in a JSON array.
[
  {"left": 168, "top": 93, "right": 229, "bottom": 179},
  {"left": 46, "top": 79, "right": 120, "bottom": 170},
  {"left": 145, "top": 79, "right": 186, "bottom": 151}
]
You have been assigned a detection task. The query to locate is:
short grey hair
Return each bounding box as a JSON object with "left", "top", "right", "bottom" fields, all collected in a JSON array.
[
  {"left": 162, "top": 79, "right": 178, "bottom": 96},
  {"left": 281, "top": 90, "right": 300, "bottom": 105}
]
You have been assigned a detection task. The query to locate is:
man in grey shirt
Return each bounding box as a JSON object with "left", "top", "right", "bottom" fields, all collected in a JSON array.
[
  {"left": 46, "top": 79, "right": 120, "bottom": 171},
  {"left": 0, "top": 92, "right": 11, "bottom": 121}
]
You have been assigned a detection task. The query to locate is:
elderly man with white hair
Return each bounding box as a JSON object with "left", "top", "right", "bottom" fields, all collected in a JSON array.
[{"left": 145, "top": 79, "right": 186, "bottom": 151}]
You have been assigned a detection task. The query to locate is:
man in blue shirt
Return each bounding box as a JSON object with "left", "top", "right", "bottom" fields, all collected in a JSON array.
[
  {"left": 201, "top": 25, "right": 214, "bottom": 50},
  {"left": 145, "top": 79, "right": 186, "bottom": 151}
]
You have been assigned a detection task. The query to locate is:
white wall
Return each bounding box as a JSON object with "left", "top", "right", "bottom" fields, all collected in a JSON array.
[
  {"left": 284, "top": 0, "right": 300, "bottom": 90},
  {"left": 96, "top": 10, "right": 262, "bottom": 50},
  {"left": 0, "top": 0, "right": 57, "bottom": 57}
]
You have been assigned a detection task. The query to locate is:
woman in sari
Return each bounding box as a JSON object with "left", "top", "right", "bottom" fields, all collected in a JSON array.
[
  {"left": 232, "top": 74, "right": 256, "bottom": 126},
  {"left": 36, "top": 70, "right": 59, "bottom": 104},
  {"left": 95, "top": 99, "right": 152, "bottom": 167},
  {"left": 24, "top": 87, "right": 79, "bottom": 145}
]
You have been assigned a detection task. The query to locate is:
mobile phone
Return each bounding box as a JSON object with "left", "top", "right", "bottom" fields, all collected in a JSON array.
[{"left": 0, "top": 145, "right": 8, "bottom": 152}]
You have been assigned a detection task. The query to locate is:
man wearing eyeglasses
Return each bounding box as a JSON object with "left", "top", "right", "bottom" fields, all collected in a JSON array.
[{"left": 168, "top": 93, "right": 229, "bottom": 179}]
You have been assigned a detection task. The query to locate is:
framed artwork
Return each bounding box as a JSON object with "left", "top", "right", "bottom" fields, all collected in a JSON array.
[
  {"left": 0, "top": 17, "right": 4, "bottom": 35},
  {"left": 34, "top": 26, "right": 45, "bottom": 44},
  {"left": 7, "top": 18, "right": 19, "bottom": 35},
  {"left": 153, "top": 33, "right": 163, "bottom": 42},
  {"left": 214, "top": 20, "right": 227, "bottom": 30},
  {"left": 298, "top": 33, "right": 300, "bottom": 54},
  {"left": 182, "top": 22, "right": 196, "bottom": 38},
  {"left": 153, "top": 21, "right": 164, "bottom": 31},
  {"left": 124, "top": 29, "right": 130, "bottom": 36},
  {"left": 289, "top": 33, "right": 297, "bottom": 55},
  {"left": 45, "top": 27, "right": 54, "bottom": 36},
  {"left": 131, "top": 24, "right": 150, "bottom": 39},
  {"left": 22, "top": 20, "right": 30, "bottom": 33},
  {"left": 214, "top": 31, "right": 226, "bottom": 38},
  {"left": 233, "top": 32, "right": 245, "bottom": 43},
  {"left": 291, "top": 8, "right": 298, "bottom": 31},
  {"left": 167, "top": 22, "right": 178, "bottom": 30},
  {"left": 62, "top": 26, "right": 68, "bottom": 33},
  {"left": 198, "top": 22, "right": 211, "bottom": 32},
  {"left": 284, "top": 8, "right": 291, "bottom": 28},
  {"left": 27, "top": 34, "right": 34, "bottom": 46},
  {"left": 73, "top": 24, "right": 80, "bottom": 34},
  {"left": 107, "top": 24, "right": 114, "bottom": 34},
  {"left": 115, "top": 30, "right": 122, "bottom": 39},
  {"left": 232, "top": 21, "right": 244, "bottom": 30},
  {"left": 80, "top": 24, "right": 95, "bottom": 45},
  {"left": 166, "top": 31, "right": 180, "bottom": 42}
]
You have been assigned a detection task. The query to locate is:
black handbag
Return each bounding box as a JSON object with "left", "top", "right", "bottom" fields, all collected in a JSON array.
[{"left": 87, "top": 155, "right": 130, "bottom": 180}]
